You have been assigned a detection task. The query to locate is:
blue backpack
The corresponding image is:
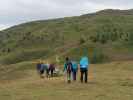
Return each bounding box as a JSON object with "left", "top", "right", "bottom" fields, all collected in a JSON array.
[{"left": 72, "top": 61, "right": 78, "bottom": 71}]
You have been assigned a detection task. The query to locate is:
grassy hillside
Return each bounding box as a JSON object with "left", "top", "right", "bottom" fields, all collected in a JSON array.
[{"left": 1, "top": 9, "right": 133, "bottom": 64}]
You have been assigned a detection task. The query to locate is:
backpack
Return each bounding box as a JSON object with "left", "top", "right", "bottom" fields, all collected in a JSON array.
[
  {"left": 72, "top": 61, "right": 78, "bottom": 71},
  {"left": 66, "top": 62, "right": 72, "bottom": 72},
  {"left": 49, "top": 64, "right": 55, "bottom": 70}
]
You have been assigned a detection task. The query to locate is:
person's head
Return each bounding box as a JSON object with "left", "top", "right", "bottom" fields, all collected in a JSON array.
[{"left": 66, "top": 57, "right": 69, "bottom": 61}]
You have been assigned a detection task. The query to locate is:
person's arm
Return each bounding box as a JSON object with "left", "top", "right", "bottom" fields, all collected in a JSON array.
[{"left": 63, "top": 63, "right": 67, "bottom": 72}]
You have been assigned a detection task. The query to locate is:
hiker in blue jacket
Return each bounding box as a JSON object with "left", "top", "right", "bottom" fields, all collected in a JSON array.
[
  {"left": 64, "top": 57, "right": 73, "bottom": 83},
  {"left": 80, "top": 56, "right": 89, "bottom": 83},
  {"left": 36, "top": 61, "right": 45, "bottom": 78},
  {"left": 36, "top": 62, "right": 41, "bottom": 73},
  {"left": 41, "top": 63, "right": 48, "bottom": 77},
  {"left": 36, "top": 61, "right": 42, "bottom": 75},
  {"left": 72, "top": 61, "right": 78, "bottom": 81}
]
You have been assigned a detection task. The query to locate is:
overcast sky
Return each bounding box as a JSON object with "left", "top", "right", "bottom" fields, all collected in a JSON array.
[{"left": 0, "top": 0, "right": 133, "bottom": 30}]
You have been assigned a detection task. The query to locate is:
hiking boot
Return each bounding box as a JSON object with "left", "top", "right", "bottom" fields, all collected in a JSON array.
[{"left": 68, "top": 80, "right": 71, "bottom": 83}]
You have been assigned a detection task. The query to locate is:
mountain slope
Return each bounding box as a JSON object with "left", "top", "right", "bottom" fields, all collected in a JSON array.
[{"left": 1, "top": 9, "right": 133, "bottom": 64}]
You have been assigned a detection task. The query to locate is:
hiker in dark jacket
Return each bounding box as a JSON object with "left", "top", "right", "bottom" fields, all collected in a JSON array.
[
  {"left": 36, "top": 62, "right": 42, "bottom": 74},
  {"left": 64, "top": 57, "right": 73, "bottom": 83},
  {"left": 49, "top": 63, "right": 55, "bottom": 77},
  {"left": 36, "top": 61, "right": 44, "bottom": 78}
]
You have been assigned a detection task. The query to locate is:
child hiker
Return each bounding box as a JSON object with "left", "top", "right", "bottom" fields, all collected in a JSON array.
[
  {"left": 72, "top": 61, "right": 78, "bottom": 81},
  {"left": 36, "top": 60, "right": 45, "bottom": 78},
  {"left": 64, "top": 57, "right": 73, "bottom": 83}
]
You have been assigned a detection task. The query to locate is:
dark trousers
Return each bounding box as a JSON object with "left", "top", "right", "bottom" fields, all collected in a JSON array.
[
  {"left": 50, "top": 69, "right": 54, "bottom": 77},
  {"left": 80, "top": 68, "right": 88, "bottom": 83},
  {"left": 72, "top": 71, "right": 77, "bottom": 81},
  {"left": 46, "top": 69, "right": 50, "bottom": 78},
  {"left": 40, "top": 70, "right": 44, "bottom": 74}
]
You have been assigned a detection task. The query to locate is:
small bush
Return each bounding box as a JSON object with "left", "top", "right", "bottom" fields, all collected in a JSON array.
[
  {"left": 79, "top": 36, "right": 86, "bottom": 44},
  {"left": 91, "top": 48, "right": 108, "bottom": 64}
]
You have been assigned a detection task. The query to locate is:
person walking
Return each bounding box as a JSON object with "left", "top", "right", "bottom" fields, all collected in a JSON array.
[
  {"left": 49, "top": 63, "right": 55, "bottom": 77},
  {"left": 80, "top": 56, "right": 89, "bottom": 83},
  {"left": 36, "top": 62, "right": 41, "bottom": 74},
  {"left": 46, "top": 63, "right": 50, "bottom": 78},
  {"left": 64, "top": 57, "right": 73, "bottom": 83},
  {"left": 72, "top": 61, "right": 78, "bottom": 81}
]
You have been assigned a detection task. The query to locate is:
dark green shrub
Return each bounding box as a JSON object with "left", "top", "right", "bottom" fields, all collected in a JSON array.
[
  {"left": 91, "top": 48, "right": 108, "bottom": 64},
  {"left": 80, "top": 36, "right": 86, "bottom": 44}
]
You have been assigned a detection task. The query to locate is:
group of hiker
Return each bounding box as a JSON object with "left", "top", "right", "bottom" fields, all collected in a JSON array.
[
  {"left": 36, "top": 62, "right": 55, "bottom": 78},
  {"left": 36, "top": 56, "right": 89, "bottom": 83},
  {"left": 64, "top": 56, "right": 89, "bottom": 83}
]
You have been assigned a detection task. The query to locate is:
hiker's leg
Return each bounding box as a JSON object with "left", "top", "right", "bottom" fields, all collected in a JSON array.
[
  {"left": 69, "top": 71, "right": 71, "bottom": 82},
  {"left": 67, "top": 71, "right": 71, "bottom": 83},
  {"left": 74, "top": 71, "right": 76, "bottom": 81},
  {"left": 40, "top": 70, "right": 44, "bottom": 78},
  {"left": 72, "top": 72, "right": 74, "bottom": 81},
  {"left": 46, "top": 69, "right": 49, "bottom": 78},
  {"left": 80, "top": 69, "right": 83, "bottom": 83},
  {"left": 85, "top": 69, "right": 88, "bottom": 83},
  {"left": 51, "top": 69, "right": 54, "bottom": 77},
  {"left": 75, "top": 71, "right": 77, "bottom": 81}
]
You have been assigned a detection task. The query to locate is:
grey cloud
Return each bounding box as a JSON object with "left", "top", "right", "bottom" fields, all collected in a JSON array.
[{"left": 0, "top": 0, "right": 133, "bottom": 30}]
